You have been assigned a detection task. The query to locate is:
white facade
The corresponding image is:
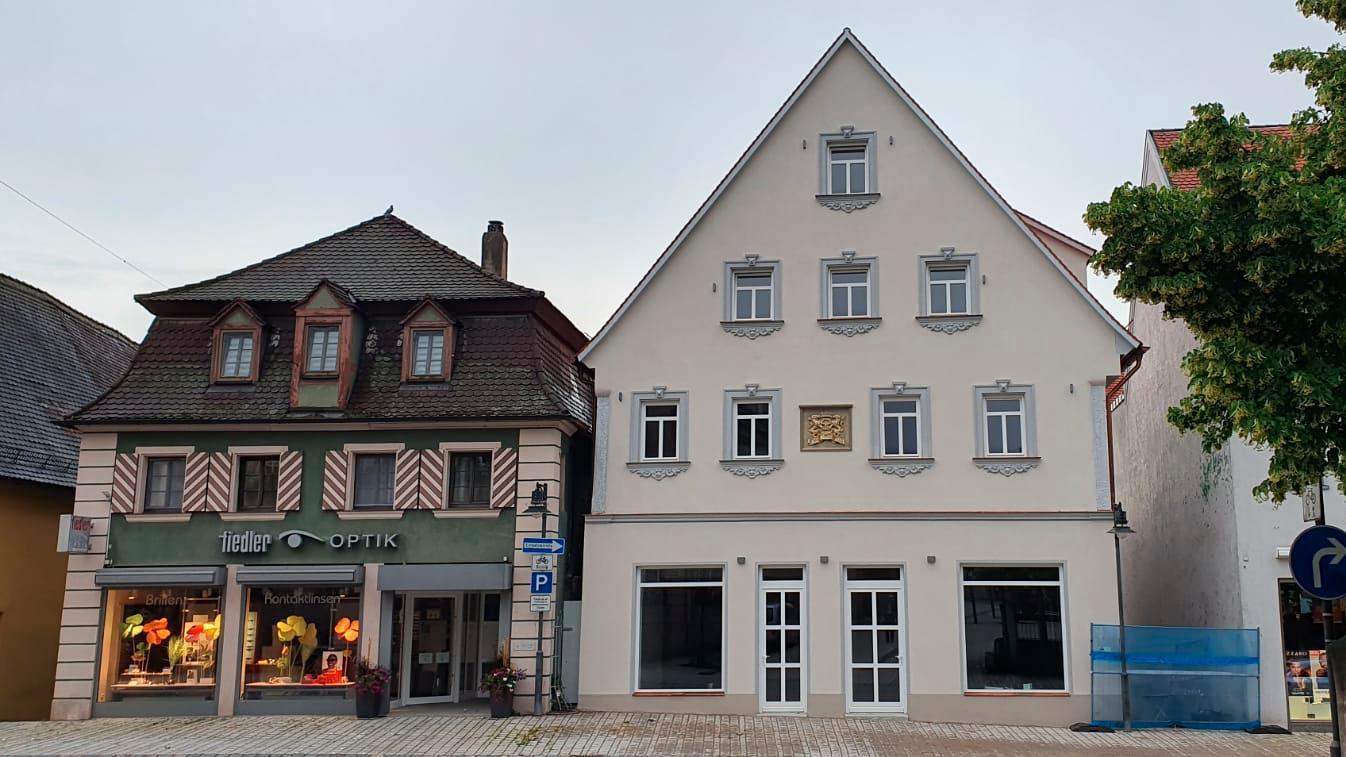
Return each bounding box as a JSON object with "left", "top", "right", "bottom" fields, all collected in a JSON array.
[
  {"left": 1113, "top": 132, "right": 1346, "bottom": 729},
  {"left": 576, "top": 31, "right": 1137, "bottom": 726}
]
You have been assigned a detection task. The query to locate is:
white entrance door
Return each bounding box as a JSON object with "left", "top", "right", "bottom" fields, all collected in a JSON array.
[
  {"left": 759, "top": 567, "right": 805, "bottom": 712},
  {"left": 844, "top": 567, "right": 906, "bottom": 713},
  {"left": 399, "top": 594, "right": 463, "bottom": 705}
]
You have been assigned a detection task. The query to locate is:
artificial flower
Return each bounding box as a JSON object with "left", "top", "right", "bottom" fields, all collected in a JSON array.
[
  {"left": 142, "top": 617, "right": 171, "bottom": 646},
  {"left": 121, "top": 613, "right": 145, "bottom": 639},
  {"left": 334, "top": 617, "right": 360, "bottom": 643},
  {"left": 276, "top": 615, "right": 307, "bottom": 642}
]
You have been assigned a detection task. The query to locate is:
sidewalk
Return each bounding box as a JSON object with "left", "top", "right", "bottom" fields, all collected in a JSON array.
[{"left": 0, "top": 711, "right": 1326, "bottom": 755}]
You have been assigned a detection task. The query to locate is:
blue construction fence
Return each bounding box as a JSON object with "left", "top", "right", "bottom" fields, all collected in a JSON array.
[{"left": 1091, "top": 624, "right": 1260, "bottom": 730}]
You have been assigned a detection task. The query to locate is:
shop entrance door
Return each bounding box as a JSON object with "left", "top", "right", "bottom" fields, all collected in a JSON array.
[
  {"left": 399, "top": 594, "right": 463, "bottom": 705},
  {"left": 843, "top": 567, "right": 906, "bottom": 713},
  {"left": 758, "top": 567, "right": 806, "bottom": 712}
]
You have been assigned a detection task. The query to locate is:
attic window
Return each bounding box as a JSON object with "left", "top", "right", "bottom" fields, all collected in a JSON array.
[
  {"left": 410, "top": 330, "right": 445, "bottom": 377},
  {"left": 816, "top": 130, "right": 879, "bottom": 212},
  {"left": 209, "top": 301, "right": 264, "bottom": 385},
  {"left": 305, "top": 325, "right": 341, "bottom": 375},
  {"left": 400, "top": 299, "right": 454, "bottom": 383},
  {"left": 219, "top": 332, "right": 255, "bottom": 379}
]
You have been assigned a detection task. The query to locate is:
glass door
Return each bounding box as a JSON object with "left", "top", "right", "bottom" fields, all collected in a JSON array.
[
  {"left": 759, "top": 567, "right": 805, "bottom": 712},
  {"left": 399, "top": 594, "right": 462, "bottom": 704},
  {"left": 844, "top": 567, "right": 906, "bottom": 713}
]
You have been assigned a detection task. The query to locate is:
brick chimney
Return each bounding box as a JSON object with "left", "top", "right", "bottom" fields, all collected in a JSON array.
[{"left": 482, "top": 220, "right": 508, "bottom": 279}]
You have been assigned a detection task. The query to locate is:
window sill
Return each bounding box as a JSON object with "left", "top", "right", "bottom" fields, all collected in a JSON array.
[
  {"left": 720, "top": 459, "right": 783, "bottom": 479},
  {"left": 815, "top": 193, "right": 880, "bottom": 212},
  {"left": 973, "top": 457, "right": 1041, "bottom": 476},
  {"left": 720, "top": 320, "right": 782, "bottom": 340},
  {"left": 336, "top": 510, "right": 405, "bottom": 520},
  {"left": 633, "top": 690, "right": 725, "bottom": 697},
  {"left": 868, "top": 457, "right": 934, "bottom": 477},
  {"left": 218, "top": 512, "right": 287, "bottom": 522},
  {"left": 964, "top": 690, "right": 1068, "bottom": 697},
  {"left": 916, "top": 314, "right": 982, "bottom": 334},
  {"left": 123, "top": 513, "right": 192, "bottom": 523},
  {"left": 626, "top": 461, "right": 690, "bottom": 481},
  {"left": 818, "top": 317, "right": 881, "bottom": 337},
  {"left": 432, "top": 508, "right": 501, "bottom": 519}
]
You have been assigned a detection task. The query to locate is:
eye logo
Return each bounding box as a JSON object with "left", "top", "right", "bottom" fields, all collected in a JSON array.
[{"left": 277, "top": 530, "right": 323, "bottom": 549}]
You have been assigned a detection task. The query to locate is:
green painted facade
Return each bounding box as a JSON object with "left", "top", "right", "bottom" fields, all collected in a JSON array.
[{"left": 110, "top": 428, "right": 518, "bottom": 566}]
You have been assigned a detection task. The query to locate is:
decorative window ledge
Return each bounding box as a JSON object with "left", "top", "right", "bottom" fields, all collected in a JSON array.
[
  {"left": 626, "top": 461, "right": 691, "bottom": 481},
  {"left": 916, "top": 315, "right": 983, "bottom": 334},
  {"left": 123, "top": 513, "right": 192, "bottom": 523},
  {"left": 815, "top": 193, "right": 880, "bottom": 212},
  {"left": 720, "top": 320, "right": 783, "bottom": 339},
  {"left": 336, "top": 510, "right": 406, "bottom": 520},
  {"left": 818, "top": 317, "right": 881, "bottom": 337},
  {"left": 218, "top": 512, "right": 287, "bottom": 522},
  {"left": 432, "top": 508, "right": 500, "bottom": 519},
  {"left": 973, "top": 457, "right": 1041, "bottom": 476},
  {"left": 869, "top": 457, "right": 935, "bottom": 477},
  {"left": 720, "top": 459, "right": 784, "bottom": 478}
]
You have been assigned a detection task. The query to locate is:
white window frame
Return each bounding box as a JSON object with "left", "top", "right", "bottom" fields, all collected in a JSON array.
[
  {"left": 818, "top": 255, "right": 880, "bottom": 322},
  {"left": 984, "top": 397, "right": 1024, "bottom": 457},
  {"left": 219, "top": 331, "right": 255, "bottom": 379},
  {"left": 817, "top": 131, "right": 877, "bottom": 197},
  {"left": 640, "top": 402, "right": 680, "bottom": 461},
  {"left": 958, "top": 563, "right": 1069, "bottom": 694},
  {"left": 973, "top": 384, "right": 1037, "bottom": 459},
  {"left": 733, "top": 399, "right": 772, "bottom": 459},
  {"left": 721, "top": 388, "right": 783, "bottom": 475},
  {"left": 633, "top": 565, "right": 727, "bottom": 694},
  {"left": 917, "top": 251, "right": 981, "bottom": 318},
  {"left": 868, "top": 386, "right": 932, "bottom": 461},
  {"left": 723, "top": 261, "right": 782, "bottom": 323},
  {"left": 758, "top": 565, "right": 807, "bottom": 713},
  {"left": 305, "top": 324, "right": 341, "bottom": 373},
  {"left": 626, "top": 390, "right": 691, "bottom": 479},
  {"left": 843, "top": 565, "right": 907, "bottom": 713}
]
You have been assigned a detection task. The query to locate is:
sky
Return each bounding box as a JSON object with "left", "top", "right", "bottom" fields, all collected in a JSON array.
[{"left": 0, "top": 1, "right": 1338, "bottom": 341}]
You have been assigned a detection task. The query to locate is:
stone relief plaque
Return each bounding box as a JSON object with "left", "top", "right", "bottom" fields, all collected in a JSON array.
[{"left": 800, "top": 405, "right": 852, "bottom": 451}]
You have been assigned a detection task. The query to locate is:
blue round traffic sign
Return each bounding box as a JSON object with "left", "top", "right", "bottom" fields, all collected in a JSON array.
[{"left": 1290, "top": 525, "right": 1346, "bottom": 600}]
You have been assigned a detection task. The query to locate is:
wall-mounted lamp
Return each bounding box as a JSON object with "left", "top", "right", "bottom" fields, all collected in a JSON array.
[
  {"left": 819, "top": 555, "right": 829, "bottom": 565},
  {"left": 926, "top": 555, "right": 936, "bottom": 564},
  {"left": 736, "top": 556, "right": 746, "bottom": 565}
]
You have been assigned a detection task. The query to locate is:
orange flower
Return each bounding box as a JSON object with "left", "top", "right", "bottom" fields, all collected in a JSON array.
[
  {"left": 143, "top": 617, "right": 171, "bottom": 646},
  {"left": 334, "top": 617, "right": 360, "bottom": 643}
]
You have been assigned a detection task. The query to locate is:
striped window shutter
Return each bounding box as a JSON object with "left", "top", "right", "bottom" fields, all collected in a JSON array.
[
  {"left": 111, "top": 453, "right": 139, "bottom": 513},
  {"left": 181, "top": 452, "right": 210, "bottom": 512},
  {"left": 490, "top": 447, "right": 518, "bottom": 509},
  {"left": 322, "top": 451, "right": 348, "bottom": 511},
  {"left": 203, "top": 452, "right": 231, "bottom": 512},
  {"left": 393, "top": 450, "right": 421, "bottom": 510},
  {"left": 276, "top": 451, "right": 304, "bottom": 512},
  {"left": 417, "top": 449, "right": 446, "bottom": 509}
]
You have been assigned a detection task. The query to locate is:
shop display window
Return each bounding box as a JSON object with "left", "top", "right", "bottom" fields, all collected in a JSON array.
[
  {"left": 1280, "top": 580, "right": 1345, "bottom": 722},
  {"left": 240, "top": 585, "right": 361, "bottom": 699},
  {"left": 97, "top": 587, "right": 222, "bottom": 702}
]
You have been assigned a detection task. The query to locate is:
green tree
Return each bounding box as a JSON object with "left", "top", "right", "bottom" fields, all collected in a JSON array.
[{"left": 1085, "top": 0, "right": 1346, "bottom": 502}]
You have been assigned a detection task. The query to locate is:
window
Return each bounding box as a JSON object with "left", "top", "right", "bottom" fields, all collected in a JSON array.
[
  {"left": 448, "top": 452, "right": 491, "bottom": 507},
  {"left": 636, "top": 567, "right": 724, "bottom": 691},
  {"left": 143, "top": 457, "right": 185, "bottom": 512},
  {"left": 828, "top": 143, "right": 868, "bottom": 194},
  {"left": 721, "top": 261, "right": 783, "bottom": 335},
  {"left": 829, "top": 268, "right": 869, "bottom": 318},
  {"left": 641, "top": 403, "right": 679, "bottom": 461},
  {"left": 410, "top": 329, "right": 445, "bottom": 378},
  {"left": 868, "top": 386, "right": 932, "bottom": 466},
  {"left": 962, "top": 566, "right": 1066, "bottom": 692},
  {"left": 352, "top": 453, "right": 394, "bottom": 509},
  {"left": 236, "top": 457, "right": 279, "bottom": 512},
  {"left": 927, "top": 266, "right": 969, "bottom": 315},
  {"left": 733, "top": 271, "right": 774, "bottom": 321},
  {"left": 917, "top": 252, "right": 981, "bottom": 328},
  {"left": 973, "top": 384, "right": 1038, "bottom": 463},
  {"left": 219, "top": 332, "right": 255, "bottom": 379},
  {"left": 305, "top": 325, "right": 340, "bottom": 374},
  {"left": 817, "top": 131, "right": 877, "bottom": 202},
  {"left": 240, "top": 585, "right": 360, "bottom": 701},
  {"left": 734, "top": 400, "right": 772, "bottom": 459},
  {"left": 882, "top": 399, "right": 920, "bottom": 456},
  {"left": 97, "top": 587, "right": 221, "bottom": 705}
]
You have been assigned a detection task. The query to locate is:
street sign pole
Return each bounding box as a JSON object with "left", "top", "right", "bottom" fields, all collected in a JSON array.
[
  {"left": 1315, "top": 476, "right": 1342, "bottom": 757},
  {"left": 533, "top": 503, "right": 547, "bottom": 718}
]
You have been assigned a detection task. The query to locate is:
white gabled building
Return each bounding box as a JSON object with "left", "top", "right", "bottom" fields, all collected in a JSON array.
[{"left": 576, "top": 29, "right": 1140, "bottom": 726}]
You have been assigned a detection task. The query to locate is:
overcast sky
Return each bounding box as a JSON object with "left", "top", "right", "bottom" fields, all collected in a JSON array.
[{"left": 1, "top": 1, "right": 1337, "bottom": 341}]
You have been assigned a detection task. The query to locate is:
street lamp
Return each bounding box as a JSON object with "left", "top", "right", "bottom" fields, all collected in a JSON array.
[
  {"left": 524, "top": 482, "right": 549, "bottom": 716},
  {"left": 1108, "top": 506, "right": 1134, "bottom": 731}
]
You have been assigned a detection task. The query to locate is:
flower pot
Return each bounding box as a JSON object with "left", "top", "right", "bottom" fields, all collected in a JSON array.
[
  {"left": 356, "top": 688, "right": 390, "bottom": 719},
  {"left": 489, "top": 691, "right": 513, "bottom": 719}
]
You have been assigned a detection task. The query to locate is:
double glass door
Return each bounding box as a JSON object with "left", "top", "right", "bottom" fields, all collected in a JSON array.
[
  {"left": 759, "top": 567, "right": 805, "bottom": 712},
  {"left": 399, "top": 594, "right": 462, "bottom": 704},
  {"left": 844, "top": 567, "right": 906, "bottom": 712}
]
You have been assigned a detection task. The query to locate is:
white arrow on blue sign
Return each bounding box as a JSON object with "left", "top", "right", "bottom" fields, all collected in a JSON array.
[
  {"left": 530, "top": 570, "right": 555, "bottom": 595},
  {"left": 521, "top": 537, "right": 566, "bottom": 555},
  {"left": 1290, "top": 525, "right": 1346, "bottom": 600}
]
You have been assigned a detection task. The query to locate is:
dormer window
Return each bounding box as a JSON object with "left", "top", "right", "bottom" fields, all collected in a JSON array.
[
  {"left": 400, "top": 298, "right": 454, "bottom": 383},
  {"left": 305, "top": 325, "right": 341, "bottom": 375},
  {"left": 410, "top": 330, "right": 445, "bottom": 377},
  {"left": 209, "top": 300, "right": 264, "bottom": 384},
  {"left": 219, "top": 332, "right": 255, "bottom": 379}
]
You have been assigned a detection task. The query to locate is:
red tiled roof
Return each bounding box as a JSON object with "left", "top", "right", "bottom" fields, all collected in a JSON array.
[{"left": 1150, "top": 125, "right": 1294, "bottom": 190}]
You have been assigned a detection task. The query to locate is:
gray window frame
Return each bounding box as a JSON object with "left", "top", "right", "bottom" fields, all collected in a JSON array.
[
  {"left": 720, "top": 388, "right": 784, "bottom": 477},
  {"left": 819, "top": 255, "right": 880, "bottom": 321},
  {"left": 869, "top": 386, "right": 932, "bottom": 459},
  {"left": 817, "top": 131, "right": 878, "bottom": 197},
  {"left": 723, "top": 260, "right": 783, "bottom": 323},
  {"left": 918, "top": 251, "right": 981, "bottom": 318},
  {"left": 972, "top": 384, "right": 1039, "bottom": 471},
  {"left": 409, "top": 329, "right": 446, "bottom": 377},
  {"left": 219, "top": 331, "right": 255, "bottom": 379},
  {"left": 305, "top": 324, "right": 341, "bottom": 374}
]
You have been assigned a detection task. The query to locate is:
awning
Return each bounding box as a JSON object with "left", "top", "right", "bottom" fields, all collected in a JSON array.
[
  {"left": 95, "top": 566, "right": 226, "bottom": 588},
  {"left": 378, "top": 563, "right": 511, "bottom": 591},
  {"left": 235, "top": 564, "right": 364, "bottom": 586}
]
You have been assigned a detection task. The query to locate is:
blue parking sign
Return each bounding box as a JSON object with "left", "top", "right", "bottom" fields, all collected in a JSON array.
[{"left": 530, "top": 570, "right": 554, "bottom": 595}]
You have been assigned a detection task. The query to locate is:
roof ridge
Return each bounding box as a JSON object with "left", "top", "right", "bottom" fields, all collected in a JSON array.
[
  {"left": 0, "top": 272, "right": 136, "bottom": 347},
  {"left": 385, "top": 215, "right": 543, "bottom": 297}
]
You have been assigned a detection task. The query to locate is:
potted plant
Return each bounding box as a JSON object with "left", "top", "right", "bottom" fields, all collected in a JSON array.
[
  {"left": 479, "top": 662, "right": 527, "bottom": 719},
  {"left": 353, "top": 661, "right": 391, "bottom": 719}
]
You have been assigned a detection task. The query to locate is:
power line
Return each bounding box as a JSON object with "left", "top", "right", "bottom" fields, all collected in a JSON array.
[{"left": 0, "top": 178, "right": 166, "bottom": 287}]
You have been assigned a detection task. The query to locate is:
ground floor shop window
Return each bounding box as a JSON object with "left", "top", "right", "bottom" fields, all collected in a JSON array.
[
  {"left": 637, "top": 567, "right": 723, "bottom": 691},
  {"left": 1280, "top": 580, "right": 1345, "bottom": 722},
  {"left": 97, "top": 587, "right": 222, "bottom": 702},
  {"left": 240, "top": 585, "right": 361, "bottom": 699},
  {"left": 962, "top": 565, "right": 1066, "bottom": 691}
]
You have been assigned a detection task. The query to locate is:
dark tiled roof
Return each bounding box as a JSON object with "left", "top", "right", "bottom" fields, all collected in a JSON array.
[
  {"left": 136, "top": 214, "right": 541, "bottom": 306},
  {"left": 0, "top": 274, "right": 136, "bottom": 487},
  {"left": 70, "top": 313, "right": 593, "bottom": 428},
  {"left": 1151, "top": 125, "right": 1294, "bottom": 190}
]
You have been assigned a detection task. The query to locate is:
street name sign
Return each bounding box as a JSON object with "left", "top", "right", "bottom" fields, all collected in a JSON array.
[
  {"left": 521, "top": 537, "right": 566, "bottom": 555},
  {"left": 1290, "top": 524, "right": 1346, "bottom": 599}
]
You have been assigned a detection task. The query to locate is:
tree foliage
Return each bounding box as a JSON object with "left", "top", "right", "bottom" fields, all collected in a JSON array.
[{"left": 1085, "top": 1, "right": 1346, "bottom": 501}]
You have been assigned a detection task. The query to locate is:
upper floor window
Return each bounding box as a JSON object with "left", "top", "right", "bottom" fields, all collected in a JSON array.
[
  {"left": 352, "top": 453, "right": 394, "bottom": 509},
  {"left": 973, "top": 383, "right": 1038, "bottom": 463},
  {"left": 868, "top": 385, "right": 932, "bottom": 464},
  {"left": 236, "top": 456, "right": 279, "bottom": 512},
  {"left": 828, "top": 143, "right": 868, "bottom": 195},
  {"left": 734, "top": 400, "right": 772, "bottom": 459},
  {"left": 927, "top": 265, "right": 969, "bottom": 315},
  {"left": 829, "top": 267, "right": 870, "bottom": 318},
  {"left": 641, "top": 402, "right": 680, "bottom": 461},
  {"left": 733, "top": 271, "right": 774, "bottom": 321},
  {"left": 143, "top": 457, "right": 185, "bottom": 512},
  {"left": 410, "top": 329, "right": 445, "bottom": 378},
  {"left": 721, "top": 260, "right": 783, "bottom": 335},
  {"left": 627, "top": 390, "right": 690, "bottom": 475},
  {"left": 817, "top": 130, "right": 877, "bottom": 200},
  {"left": 918, "top": 250, "right": 981, "bottom": 327},
  {"left": 448, "top": 451, "right": 492, "bottom": 507},
  {"left": 306, "top": 325, "right": 340, "bottom": 374},
  {"left": 219, "top": 332, "right": 256, "bottom": 379}
]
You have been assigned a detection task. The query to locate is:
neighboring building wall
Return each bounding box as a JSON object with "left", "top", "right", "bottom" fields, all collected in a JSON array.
[{"left": 0, "top": 477, "right": 72, "bottom": 721}]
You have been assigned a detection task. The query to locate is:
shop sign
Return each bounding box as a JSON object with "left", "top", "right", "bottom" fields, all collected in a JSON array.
[
  {"left": 55, "top": 514, "right": 94, "bottom": 554},
  {"left": 219, "top": 528, "right": 399, "bottom": 555}
]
